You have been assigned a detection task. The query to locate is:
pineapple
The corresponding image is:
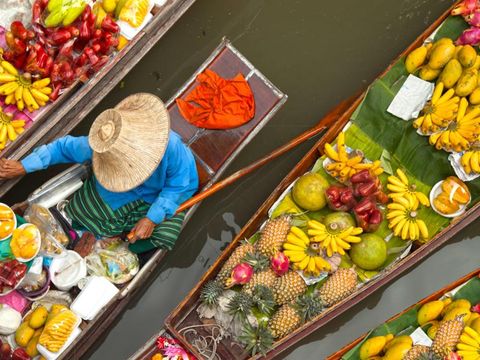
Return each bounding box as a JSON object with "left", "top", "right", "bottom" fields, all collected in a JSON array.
[
  {"left": 251, "top": 285, "right": 276, "bottom": 315},
  {"left": 256, "top": 216, "right": 291, "bottom": 257},
  {"left": 216, "top": 240, "right": 254, "bottom": 286},
  {"left": 318, "top": 268, "right": 358, "bottom": 307},
  {"left": 268, "top": 294, "right": 322, "bottom": 339},
  {"left": 431, "top": 317, "right": 464, "bottom": 358},
  {"left": 272, "top": 271, "right": 307, "bottom": 305},
  {"left": 199, "top": 280, "right": 224, "bottom": 306},
  {"left": 242, "top": 269, "right": 277, "bottom": 295},
  {"left": 227, "top": 292, "right": 253, "bottom": 318},
  {"left": 404, "top": 345, "right": 431, "bottom": 360},
  {"left": 239, "top": 323, "right": 274, "bottom": 356},
  {"left": 243, "top": 252, "right": 270, "bottom": 271}
]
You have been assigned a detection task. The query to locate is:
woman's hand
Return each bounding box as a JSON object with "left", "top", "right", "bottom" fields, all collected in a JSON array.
[
  {"left": 0, "top": 159, "right": 26, "bottom": 180},
  {"left": 129, "top": 217, "right": 156, "bottom": 243}
]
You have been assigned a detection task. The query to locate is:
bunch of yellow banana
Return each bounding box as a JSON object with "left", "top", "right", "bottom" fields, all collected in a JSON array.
[
  {"left": 429, "top": 98, "right": 480, "bottom": 152},
  {"left": 386, "top": 193, "right": 429, "bottom": 241},
  {"left": 413, "top": 82, "right": 459, "bottom": 134},
  {"left": 0, "top": 107, "right": 26, "bottom": 150},
  {"left": 324, "top": 132, "right": 384, "bottom": 183},
  {"left": 457, "top": 326, "right": 480, "bottom": 360},
  {"left": 307, "top": 220, "right": 363, "bottom": 257},
  {"left": 282, "top": 226, "right": 331, "bottom": 275},
  {"left": 387, "top": 168, "right": 430, "bottom": 207},
  {"left": 0, "top": 61, "right": 52, "bottom": 113},
  {"left": 461, "top": 149, "right": 480, "bottom": 174}
]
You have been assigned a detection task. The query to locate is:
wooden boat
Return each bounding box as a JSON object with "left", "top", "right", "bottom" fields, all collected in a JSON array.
[
  {"left": 161, "top": 2, "right": 480, "bottom": 359},
  {"left": 326, "top": 268, "right": 480, "bottom": 360},
  {"left": 0, "top": 0, "right": 197, "bottom": 198},
  {"left": 10, "top": 38, "right": 287, "bottom": 360}
]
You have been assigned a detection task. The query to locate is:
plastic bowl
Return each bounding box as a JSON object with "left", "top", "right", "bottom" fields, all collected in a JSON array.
[
  {"left": 429, "top": 180, "right": 470, "bottom": 218},
  {"left": 0, "top": 203, "right": 16, "bottom": 241},
  {"left": 50, "top": 250, "right": 86, "bottom": 291},
  {"left": 17, "top": 266, "right": 51, "bottom": 300},
  {"left": 13, "top": 223, "right": 41, "bottom": 262}
]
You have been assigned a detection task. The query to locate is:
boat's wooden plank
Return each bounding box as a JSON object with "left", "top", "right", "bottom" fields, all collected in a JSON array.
[
  {"left": 163, "top": 3, "right": 473, "bottom": 359},
  {"left": 0, "top": 0, "right": 197, "bottom": 198},
  {"left": 326, "top": 268, "right": 480, "bottom": 360}
]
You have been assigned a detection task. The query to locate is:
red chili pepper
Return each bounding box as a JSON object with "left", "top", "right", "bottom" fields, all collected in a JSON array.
[
  {"left": 354, "top": 198, "right": 376, "bottom": 215},
  {"left": 350, "top": 169, "right": 373, "bottom": 184},
  {"left": 50, "top": 28, "right": 73, "bottom": 45},
  {"left": 101, "top": 15, "right": 120, "bottom": 33},
  {"left": 10, "top": 21, "right": 28, "bottom": 41},
  {"left": 84, "top": 47, "right": 99, "bottom": 65}
]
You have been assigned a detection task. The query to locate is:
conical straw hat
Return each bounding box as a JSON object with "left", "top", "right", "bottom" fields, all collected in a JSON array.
[{"left": 89, "top": 93, "right": 170, "bottom": 192}]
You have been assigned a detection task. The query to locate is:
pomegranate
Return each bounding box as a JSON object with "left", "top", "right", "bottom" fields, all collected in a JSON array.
[
  {"left": 225, "top": 263, "right": 253, "bottom": 287},
  {"left": 271, "top": 252, "right": 289, "bottom": 276}
]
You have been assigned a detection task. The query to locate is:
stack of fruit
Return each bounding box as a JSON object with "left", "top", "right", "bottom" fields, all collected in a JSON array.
[
  {"left": 0, "top": 204, "right": 15, "bottom": 239},
  {"left": 0, "top": 259, "right": 27, "bottom": 294},
  {"left": 432, "top": 176, "right": 471, "bottom": 216},
  {"left": 451, "top": 0, "right": 480, "bottom": 46},
  {"left": 10, "top": 224, "right": 40, "bottom": 260}
]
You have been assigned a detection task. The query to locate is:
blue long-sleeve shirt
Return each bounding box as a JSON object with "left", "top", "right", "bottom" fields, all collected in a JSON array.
[{"left": 21, "top": 131, "right": 199, "bottom": 224}]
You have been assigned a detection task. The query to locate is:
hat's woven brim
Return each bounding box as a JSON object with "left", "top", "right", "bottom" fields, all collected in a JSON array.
[{"left": 91, "top": 93, "right": 170, "bottom": 192}]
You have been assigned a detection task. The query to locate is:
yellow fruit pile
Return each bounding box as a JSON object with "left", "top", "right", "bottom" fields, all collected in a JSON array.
[
  {"left": 15, "top": 305, "right": 51, "bottom": 357},
  {"left": 39, "top": 308, "right": 78, "bottom": 353},
  {"left": 457, "top": 326, "right": 480, "bottom": 360},
  {"left": 406, "top": 37, "right": 480, "bottom": 100},
  {"left": 429, "top": 97, "right": 480, "bottom": 152},
  {"left": 307, "top": 220, "right": 363, "bottom": 257},
  {"left": 0, "top": 106, "right": 26, "bottom": 150},
  {"left": 282, "top": 226, "right": 331, "bottom": 275},
  {"left": 323, "top": 132, "right": 383, "bottom": 183},
  {"left": 0, "top": 61, "right": 52, "bottom": 113},
  {"left": 413, "top": 82, "right": 460, "bottom": 134},
  {"left": 387, "top": 169, "right": 430, "bottom": 207},
  {"left": 10, "top": 225, "right": 39, "bottom": 260},
  {"left": 461, "top": 149, "right": 480, "bottom": 174},
  {"left": 359, "top": 334, "right": 414, "bottom": 360},
  {"left": 433, "top": 176, "right": 470, "bottom": 215}
]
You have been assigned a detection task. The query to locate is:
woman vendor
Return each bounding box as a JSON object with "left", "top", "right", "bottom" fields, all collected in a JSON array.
[{"left": 0, "top": 93, "right": 199, "bottom": 253}]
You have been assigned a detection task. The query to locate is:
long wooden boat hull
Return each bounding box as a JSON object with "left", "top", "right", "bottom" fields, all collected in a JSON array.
[
  {"left": 12, "top": 39, "right": 287, "bottom": 360},
  {"left": 0, "top": 0, "right": 197, "bottom": 198},
  {"left": 163, "top": 2, "right": 480, "bottom": 359},
  {"left": 326, "top": 268, "right": 480, "bottom": 360}
]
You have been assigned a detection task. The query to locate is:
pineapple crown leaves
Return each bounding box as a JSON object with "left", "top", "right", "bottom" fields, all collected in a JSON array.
[
  {"left": 238, "top": 322, "right": 274, "bottom": 357},
  {"left": 251, "top": 285, "right": 276, "bottom": 315},
  {"left": 242, "top": 252, "right": 270, "bottom": 272},
  {"left": 294, "top": 293, "right": 323, "bottom": 323},
  {"left": 227, "top": 292, "right": 254, "bottom": 318},
  {"left": 200, "top": 280, "right": 224, "bottom": 306}
]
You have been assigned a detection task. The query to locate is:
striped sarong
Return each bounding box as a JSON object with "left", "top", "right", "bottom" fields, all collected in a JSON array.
[{"left": 65, "top": 178, "right": 185, "bottom": 254}]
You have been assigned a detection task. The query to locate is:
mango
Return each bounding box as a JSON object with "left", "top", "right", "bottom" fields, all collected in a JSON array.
[
  {"left": 405, "top": 45, "right": 428, "bottom": 74},
  {"left": 15, "top": 322, "right": 35, "bottom": 347},
  {"left": 442, "top": 299, "right": 472, "bottom": 316},
  {"left": 438, "top": 59, "right": 463, "bottom": 88},
  {"left": 470, "top": 317, "right": 480, "bottom": 333},
  {"left": 428, "top": 38, "right": 454, "bottom": 57},
  {"left": 384, "top": 335, "right": 413, "bottom": 351},
  {"left": 470, "top": 87, "right": 480, "bottom": 105},
  {"left": 458, "top": 45, "right": 477, "bottom": 68},
  {"left": 454, "top": 45, "right": 464, "bottom": 59},
  {"left": 471, "top": 55, "right": 480, "bottom": 70},
  {"left": 428, "top": 42, "right": 456, "bottom": 69},
  {"left": 29, "top": 306, "right": 48, "bottom": 329},
  {"left": 26, "top": 335, "right": 40, "bottom": 357},
  {"left": 443, "top": 306, "right": 471, "bottom": 323},
  {"left": 359, "top": 334, "right": 394, "bottom": 360},
  {"left": 456, "top": 68, "right": 478, "bottom": 97},
  {"left": 383, "top": 341, "right": 413, "bottom": 360},
  {"left": 417, "top": 300, "right": 444, "bottom": 325},
  {"left": 419, "top": 66, "right": 442, "bottom": 81}
]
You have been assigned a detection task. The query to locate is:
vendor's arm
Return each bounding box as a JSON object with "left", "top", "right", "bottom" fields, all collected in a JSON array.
[{"left": 21, "top": 135, "right": 92, "bottom": 173}]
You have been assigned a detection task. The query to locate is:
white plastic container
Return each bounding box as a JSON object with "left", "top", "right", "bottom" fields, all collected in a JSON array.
[
  {"left": 37, "top": 325, "right": 82, "bottom": 360},
  {"left": 49, "top": 251, "right": 86, "bottom": 291}
]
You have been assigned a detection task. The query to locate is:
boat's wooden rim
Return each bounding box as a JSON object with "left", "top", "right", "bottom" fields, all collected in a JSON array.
[
  {"left": 163, "top": 3, "right": 480, "bottom": 359},
  {"left": 0, "top": 0, "right": 197, "bottom": 198},
  {"left": 326, "top": 268, "right": 480, "bottom": 360}
]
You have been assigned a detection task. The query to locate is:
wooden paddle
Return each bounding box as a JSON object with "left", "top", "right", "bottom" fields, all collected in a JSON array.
[{"left": 127, "top": 93, "right": 359, "bottom": 240}]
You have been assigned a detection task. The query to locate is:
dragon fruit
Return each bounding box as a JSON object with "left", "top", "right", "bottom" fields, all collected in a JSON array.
[
  {"left": 452, "top": 0, "right": 479, "bottom": 16},
  {"left": 225, "top": 263, "right": 253, "bottom": 287},
  {"left": 456, "top": 27, "right": 480, "bottom": 45},
  {"left": 270, "top": 252, "right": 289, "bottom": 276}
]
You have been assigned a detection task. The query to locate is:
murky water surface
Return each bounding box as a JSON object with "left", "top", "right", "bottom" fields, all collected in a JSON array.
[{"left": 7, "top": 0, "right": 480, "bottom": 359}]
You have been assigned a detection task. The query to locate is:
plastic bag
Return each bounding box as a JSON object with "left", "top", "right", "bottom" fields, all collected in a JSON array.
[
  {"left": 0, "top": 0, "right": 33, "bottom": 28},
  {"left": 85, "top": 239, "right": 139, "bottom": 284},
  {"left": 25, "top": 204, "right": 69, "bottom": 257}
]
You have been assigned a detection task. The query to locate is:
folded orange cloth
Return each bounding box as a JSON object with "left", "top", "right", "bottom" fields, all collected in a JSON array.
[{"left": 176, "top": 69, "right": 255, "bottom": 129}]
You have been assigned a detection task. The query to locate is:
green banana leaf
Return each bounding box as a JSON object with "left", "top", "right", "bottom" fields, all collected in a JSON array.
[{"left": 342, "top": 276, "right": 480, "bottom": 360}]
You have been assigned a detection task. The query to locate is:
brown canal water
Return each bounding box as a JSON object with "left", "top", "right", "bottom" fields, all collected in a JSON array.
[{"left": 5, "top": 0, "right": 480, "bottom": 359}]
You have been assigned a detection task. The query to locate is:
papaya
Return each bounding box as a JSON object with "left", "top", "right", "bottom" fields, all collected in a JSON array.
[
  {"left": 405, "top": 45, "right": 428, "bottom": 73},
  {"left": 455, "top": 68, "right": 478, "bottom": 96},
  {"left": 419, "top": 66, "right": 442, "bottom": 81},
  {"left": 458, "top": 45, "right": 477, "bottom": 68},
  {"left": 438, "top": 59, "right": 463, "bottom": 88},
  {"left": 428, "top": 42, "right": 456, "bottom": 69}
]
